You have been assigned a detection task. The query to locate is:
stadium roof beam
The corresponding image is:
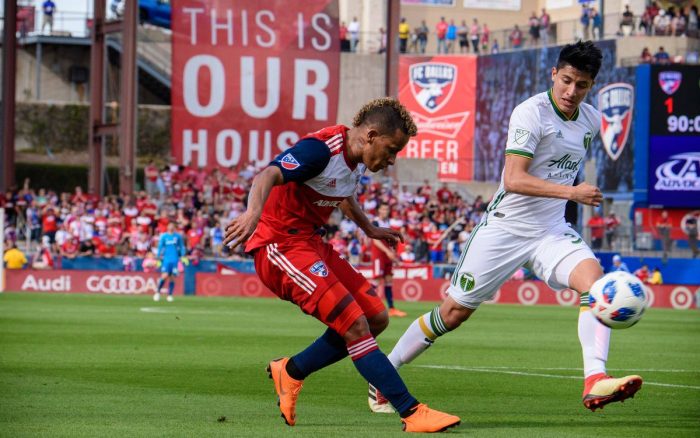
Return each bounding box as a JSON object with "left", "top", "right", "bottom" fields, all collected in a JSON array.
[
  {"left": 89, "top": 0, "right": 138, "bottom": 196},
  {"left": 1, "top": 0, "right": 17, "bottom": 192}
]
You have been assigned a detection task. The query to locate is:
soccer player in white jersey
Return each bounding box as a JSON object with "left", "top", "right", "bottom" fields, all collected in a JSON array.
[{"left": 369, "top": 41, "right": 642, "bottom": 414}]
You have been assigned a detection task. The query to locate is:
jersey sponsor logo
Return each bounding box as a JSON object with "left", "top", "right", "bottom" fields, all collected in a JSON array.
[
  {"left": 547, "top": 153, "right": 582, "bottom": 171},
  {"left": 313, "top": 199, "right": 342, "bottom": 208},
  {"left": 658, "top": 71, "right": 682, "bottom": 95},
  {"left": 409, "top": 62, "right": 457, "bottom": 114},
  {"left": 280, "top": 153, "right": 301, "bottom": 170},
  {"left": 598, "top": 83, "right": 633, "bottom": 161},
  {"left": 654, "top": 152, "right": 700, "bottom": 192},
  {"left": 309, "top": 261, "right": 328, "bottom": 277},
  {"left": 458, "top": 272, "right": 475, "bottom": 293},
  {"left": 514, "top": 128, "right": 530, "bottom": 145}
]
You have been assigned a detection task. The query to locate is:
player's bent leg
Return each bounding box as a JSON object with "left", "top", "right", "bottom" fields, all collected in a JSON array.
[
  {"left": 386, "top": 296, "right": 475, "bottom": 371},
  {"left": 367, "top": 309, "right": 389, "bottom": 337},
  {"left": 344, "top": 317, "right": 460, "bottom": 431},
  {"left": 563, "top": 255, "right": 643, "bottom": 409}
]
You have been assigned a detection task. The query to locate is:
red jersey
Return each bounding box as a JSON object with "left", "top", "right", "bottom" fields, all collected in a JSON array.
[{"left": 246, "top": 125, "right": 366, "bottom": 252}]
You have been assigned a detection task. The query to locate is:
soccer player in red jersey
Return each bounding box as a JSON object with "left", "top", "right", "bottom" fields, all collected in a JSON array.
[
  {"left": 224, "top": 98, "right": 460, "bottom": 433},
  {"left": 370, "top": 203, "right": 407, "bottom": 318}
]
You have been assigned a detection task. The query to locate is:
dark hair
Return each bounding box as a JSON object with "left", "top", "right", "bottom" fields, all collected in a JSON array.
[
  {"left": 557, "top": 41, "right": 603, "bottom": 79},
  {"left": 353, "top": 97, "right": 418, "bottom": 137}
]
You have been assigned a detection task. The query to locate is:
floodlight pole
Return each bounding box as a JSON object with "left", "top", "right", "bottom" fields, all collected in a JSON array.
[{"left": 385, "top": 0, "right": 400, "bottom": 97}]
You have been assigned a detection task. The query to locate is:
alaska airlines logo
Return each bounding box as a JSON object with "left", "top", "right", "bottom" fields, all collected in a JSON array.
[
  {"left": 658, "top": 71, "right": 682, "bottom": 95},
  {"left": 547, "top": 153, "right": 582, "bottom": 171},
  {"left": 313, "top": 199, "right": 341, "bottom": 208},
  {"left": 598, "top": 83, "right": 633, "bottom": 161},
  {"left": 654, "top": 152, "right": 700, "bottom": 191},
  {"left": 409, "top": 62, "right": 457, "bottom": 114}
]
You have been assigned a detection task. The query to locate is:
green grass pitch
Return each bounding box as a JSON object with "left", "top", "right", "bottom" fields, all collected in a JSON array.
[{"left": 1, "top": 292, "right": 698, "bottom": 437}]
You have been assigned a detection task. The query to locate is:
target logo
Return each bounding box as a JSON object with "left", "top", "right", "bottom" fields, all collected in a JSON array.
[
  {"left": 242, "top": 278, "right": 263, "bottom": 297},
  {"left": 517, "top": 282, "right": 540, "bottom": 305},
  {"left": 439, "top": 281, "right": 451, "bottom": 299},
  {"left": 644, "top": 285, "right": 655, "bottom": 308},
  {"left": 556, "top": 288, "right": 578, "bottom": 306},
  {"left": 202, "top": 277, "right": 222, "bottom": 295},
  {"left": 670, "top": 287, "right": 693, "bottom": 310},
  {"left": 400, "top": 280, "right": 423, "bottom": 301}
]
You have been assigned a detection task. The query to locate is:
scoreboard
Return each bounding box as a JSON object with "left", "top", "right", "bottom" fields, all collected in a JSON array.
[{"left": 643, "top": 65, "right": 700, "bottom": 208}]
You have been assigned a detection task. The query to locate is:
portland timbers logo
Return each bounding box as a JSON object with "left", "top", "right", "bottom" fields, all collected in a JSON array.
[
  {"left": 459, "top": 272, "right": 475, "bottom": 292},
  {"left": 583, "top": 131, "right": 593, "bottom": 150}
]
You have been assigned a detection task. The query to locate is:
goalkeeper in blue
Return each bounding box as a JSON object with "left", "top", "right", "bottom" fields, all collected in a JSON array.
[{"left": 155, "top": 222, "right": 186, "bottom": 302}]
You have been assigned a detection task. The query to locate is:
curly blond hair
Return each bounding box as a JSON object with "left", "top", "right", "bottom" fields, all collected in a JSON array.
[{"left": 352, "top": 97, "right": 417, "bottom": 137}]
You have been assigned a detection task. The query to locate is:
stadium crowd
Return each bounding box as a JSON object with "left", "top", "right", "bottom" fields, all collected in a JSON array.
[{"left": 0, "top": 163, "right": 487, "bottom": 270}]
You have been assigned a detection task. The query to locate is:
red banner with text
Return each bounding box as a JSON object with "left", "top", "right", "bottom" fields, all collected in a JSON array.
[
  {"left": 398, "top": 56, "right": 477, "bottom": 182},
  {"left": 5, "top": 270, "right": 183, "bottom": 295},
  {"left": 171, "top": 0, "right": 340, "bottom": 169}
]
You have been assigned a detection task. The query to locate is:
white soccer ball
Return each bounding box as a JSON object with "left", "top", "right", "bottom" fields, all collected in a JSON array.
[{"left": 589, "top": 271, "right": 648, "bottom": 329}]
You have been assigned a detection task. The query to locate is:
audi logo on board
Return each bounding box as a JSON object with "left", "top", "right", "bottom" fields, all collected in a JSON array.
[{"left": 86, "top": 275, "right": 159, "bottom": 294}]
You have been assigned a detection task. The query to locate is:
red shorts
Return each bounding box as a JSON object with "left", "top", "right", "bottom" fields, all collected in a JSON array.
[
  {"left": 253, "top": 236, "right": 385, "bottom": 336},
  {"left": 372, "top": 255, "right": 393, "bottom": 279}
]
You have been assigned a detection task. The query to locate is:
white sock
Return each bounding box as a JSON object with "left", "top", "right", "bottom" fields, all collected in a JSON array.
[
  {"left": 578, "top": 293, "right": 610, "bottom": 378},
  {"left": 387, "top": 307, "right": 449, "bottom": 369}
]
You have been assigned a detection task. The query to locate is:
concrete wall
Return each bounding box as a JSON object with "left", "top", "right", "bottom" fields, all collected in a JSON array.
[{"left": 337, "top": 52, "right": 387, "bottom": 125}]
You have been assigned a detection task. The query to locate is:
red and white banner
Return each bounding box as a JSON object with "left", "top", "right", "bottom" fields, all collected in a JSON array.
[
  {"left": 398, "top": 56, "right": 477, "bottom": 182},
  {"left": 171, "top": 1, "right": 340, "bottom": 169},
  {"left": 5, "top": 270, "right": 183, "bottom": 295},
  {"left": 194, "top": 273, "right": 698, "bottom": 310},
  {"left": 356, "top": 264, "right": 432, "bottom": 280}
]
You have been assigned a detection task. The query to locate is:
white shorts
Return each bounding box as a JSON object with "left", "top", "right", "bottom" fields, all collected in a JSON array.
[{"left": 448, "top": 220, "right": 595, "bottom": 309}]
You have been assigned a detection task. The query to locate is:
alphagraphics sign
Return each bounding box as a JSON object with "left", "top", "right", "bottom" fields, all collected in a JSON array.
[{"left": 648, "top": 138, "right": 700, "bottom": 208}]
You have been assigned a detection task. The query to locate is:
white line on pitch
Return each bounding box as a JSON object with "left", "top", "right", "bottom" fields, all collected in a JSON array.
[
  {"left": 435, "top": 366, "right": 699, "bottom": 373},
  {"left": 416, "top": 364, "right": 700, "bottom": 390}
]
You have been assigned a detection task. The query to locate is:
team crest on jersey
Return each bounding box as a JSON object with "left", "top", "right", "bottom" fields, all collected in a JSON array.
[
  {"left": 409, "top": 62, "right": 457, "bottom": 114},
  {"left": 309, "top": 261, "right": 328, "bottom": 277},
  {"left": 598, "top": 83, "right": 634, "bottom": 161},
  {"left": 658, "top": 71, "right": 682, "bottom": 95},
  {"left": 280, "top": 153, "right": 300, "bottom": 170},
  {"left": 458, "top": 272, "right": 475, "bottom": 292},
  {"left": 514, "top": 129, "right": 530, "bottom": 145}
]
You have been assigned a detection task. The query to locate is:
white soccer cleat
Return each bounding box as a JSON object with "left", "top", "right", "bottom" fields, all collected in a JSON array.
[
  {"left": 153, "top": 292, "right": 161, "bottom": 302},
  {"left": 166, "top": 295, "right": 174, "bottom": 303},
  {"left": 368, "top": 384, "right": 395, "bottom": 413}
]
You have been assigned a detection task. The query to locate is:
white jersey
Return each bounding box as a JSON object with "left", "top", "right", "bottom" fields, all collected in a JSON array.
[{"left": 486, "top": 89, "right": 601, "bottom": 236}]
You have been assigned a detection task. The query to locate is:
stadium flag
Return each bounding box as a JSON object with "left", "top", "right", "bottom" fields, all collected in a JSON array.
[
  {"left": 398, "top": 56, "right": 477, "bottom": 182},
  {"left": 171, "top": 1, "right": 340, "bottom": 170}
]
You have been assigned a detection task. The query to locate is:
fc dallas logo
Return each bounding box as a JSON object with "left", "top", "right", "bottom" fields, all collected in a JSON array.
[
  {"left": 658, "top": 71, "right": 682, "bottom": 95},
  {"left": 409, "top": 62, "right": 457, "bottom": 114},
  {"left": 598, "top": 83, "right": 634, "bottom": 161}
]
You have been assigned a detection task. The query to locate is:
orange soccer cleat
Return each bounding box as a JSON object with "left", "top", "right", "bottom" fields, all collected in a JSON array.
[
  {"left": 266, "top": 357, "right": 304, "bottom": 426},
  {"left": 582, "top": 373, "right": 643, "bottom": 411},
  {"left": 388, "top": 307, "right": 408, "bottom": 317},
  {"left": 401, "top": 403, "right": 461, "bottom": 433}
]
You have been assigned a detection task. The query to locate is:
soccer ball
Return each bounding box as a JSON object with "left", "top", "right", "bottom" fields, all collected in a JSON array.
[{"left": 589, "top": 271, "right": 648, "bottom": 329}]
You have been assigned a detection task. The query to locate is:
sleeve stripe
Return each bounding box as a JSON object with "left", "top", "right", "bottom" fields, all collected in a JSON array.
[{"left": 505, "top": 149, "right": 534, "bottom": 159}]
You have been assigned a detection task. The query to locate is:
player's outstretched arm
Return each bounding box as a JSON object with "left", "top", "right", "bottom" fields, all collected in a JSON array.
[
  {"left": 224, "top": 166, "right": 284, "bottom": 250},
  {"left": 339, "top": 197, "right": 404, "bottom": 246},
  {"left": 504, "top": 154, "right": 602, "bottom": 206}
]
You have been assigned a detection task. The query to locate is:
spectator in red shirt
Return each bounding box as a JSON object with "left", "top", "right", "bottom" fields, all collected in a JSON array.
[
  {"left": 425, "top": 223, "right": 444, "bottom": 262},
  {"left": 656, "top": 210, "right": 672, "bottom": 261},
  {"left": 587, "top": 211, "right": 605, "bottom": 250},
  {"left": 604, "top": 212, "right": 621, "bottom": 249},
  {"left": 41, "top": 207, "right": 59, "bottom": 243},
  {"left": 60, "top": 237, "right": 80, "bottom": 259},
  {"left": 634, "top": 264, "right": 650, "bottom": 284},
  {"left": 436, "top": 17, "right": 448, "bottom": 53}
]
